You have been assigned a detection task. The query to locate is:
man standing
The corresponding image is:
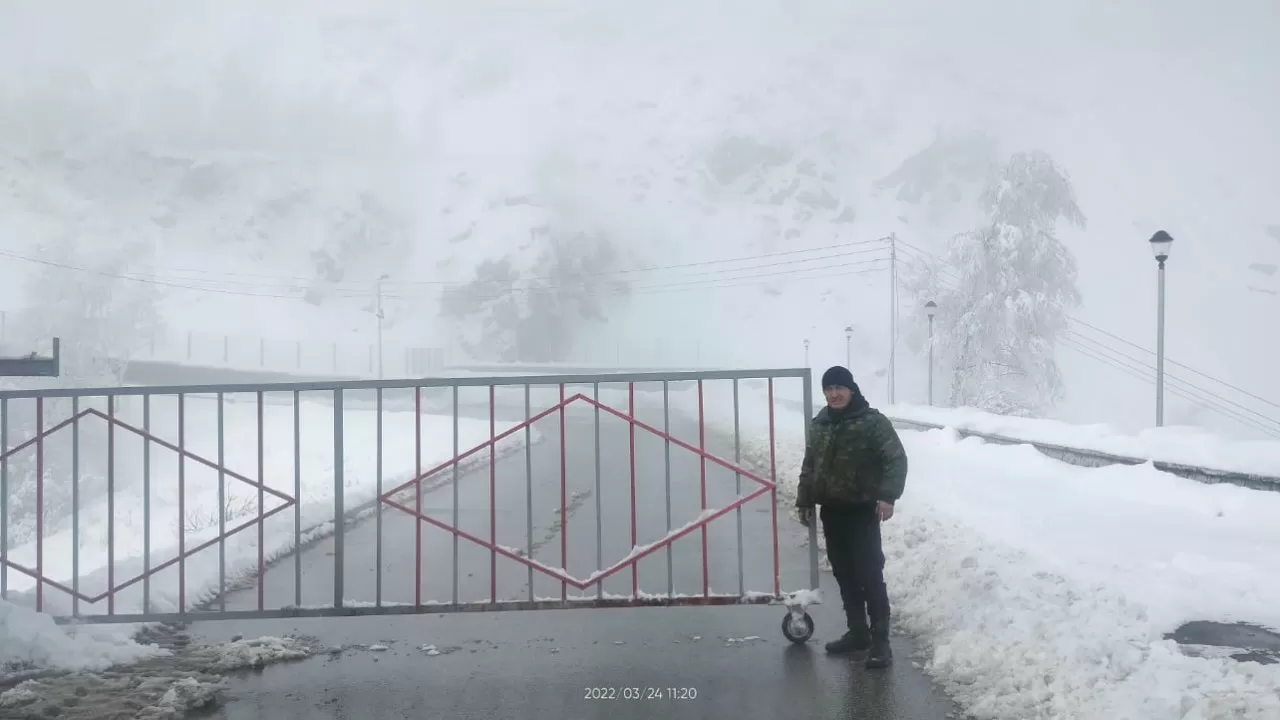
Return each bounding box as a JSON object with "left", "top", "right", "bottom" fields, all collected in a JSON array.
[{"left": 796, "top": 366, "right": 907, "bottom": 668}]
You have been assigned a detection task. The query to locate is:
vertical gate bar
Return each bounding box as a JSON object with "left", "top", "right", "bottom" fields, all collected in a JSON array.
[
  {"left": 333, "top": 389, "right": 345, "bottom": 609},
  {"left": 802, "top": 372, "right": 819, "bottom": 589},
  {"left": 0, "top": 397, "right": 7, "bottom": 601},
  {"left": 376, "top": 388, "right": 384, "bottom": 608},
  {"left": 628, "top": 382, "right": 637, "bottom": 597},
  {"left": 524, "top": 384, "right": 533, "bottom": 603},
  {"left": 733, "top": 379, "right": 744, "bottom": 597},
  {"left": 293, "top": 390, "right": 302, "bottom": 607},
  {"left": 71, "top": 396, "right": 80, "bottom": 617},
  {"left": 593, "top": 382, "right": 601, "bottom": 600},
  {"left": 217, "top": 392, "right": 226, "bottom": 612},
  {"left": 178, "top": 394, "right": 186, "bottom": 614},
  {"left": 768, "top": 378, "right": 780, "bottom": 597},
  {"left": 257, "top": 390, "right": 265, "bottom": 612},
  {"left": 559, "top": 382, "right": 567, "bottom": 602},
  {"left": 414, "top": 387, "right": 422, "bottom": 608},
  {"left": 107, "top": 396, "right": 115, "bottom": 615},
  {"left": 143, "top": 395, "right": 151, "bottom": 615},
  {"left": 697, "top": 380, "right": 708, "bottom": 597},
  {"left": 662, "top": 381, "right": 672, "bottom": 597},
  {"left": 452, "top": 384, "right": 460, "bottom": 605},
  {"left": 490, "top": 384, "right": 497, "bottom": 604},
  {"left": 35, "top": 397, "right": 44, "bottom": 612}
]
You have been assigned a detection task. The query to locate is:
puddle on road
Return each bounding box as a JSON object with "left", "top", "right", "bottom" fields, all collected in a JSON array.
[{"left": 1166, "top": 621, "right": 1280, "bottom": 665}]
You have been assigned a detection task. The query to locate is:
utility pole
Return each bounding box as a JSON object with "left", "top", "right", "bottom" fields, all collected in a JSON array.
[
  {"left": 1149, "top": 231, "right": 1173, "bottom": 426},
  {"left": 924, "top": 301, "right": 937, "bottom": 406},
  {"left": 373, "top": 271, "right": 386, "bottom": 379},
  {"left": 888, "top": 233, "right": 898, "bottom": 405}
]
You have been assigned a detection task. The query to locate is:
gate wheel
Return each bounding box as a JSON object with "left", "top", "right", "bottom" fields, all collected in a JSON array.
[{"left": 781, "top": 610, "right": 814, "bottom": 644}]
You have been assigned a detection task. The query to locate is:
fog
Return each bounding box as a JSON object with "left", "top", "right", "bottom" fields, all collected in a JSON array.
[{"left": 1, "top": 0, "right": 1277, "bottom": 438}]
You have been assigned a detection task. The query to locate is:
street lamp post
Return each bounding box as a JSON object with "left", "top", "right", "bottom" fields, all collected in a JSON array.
[
  {"left": 844, "top": 325, "right": 853, "bottom": 368},
  {"left": 924, "top": 300, "right": 937, "bottom": 406},
  {"left": 375, "top": 274, "right": 389, "bottom": 380},
  {"left": 1149, "top": 231, "right": 1173, "bottom": 426}
]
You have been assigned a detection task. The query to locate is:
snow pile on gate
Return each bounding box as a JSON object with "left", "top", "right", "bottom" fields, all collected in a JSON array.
[
  {"left": 736, "top": 400, "right": 1280, "bottom": 720},
  {"left": 0, "top": 598, "right": 163, "bottom": 672}
]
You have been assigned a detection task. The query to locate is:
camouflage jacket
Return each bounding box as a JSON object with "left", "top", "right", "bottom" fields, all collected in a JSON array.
[{"left": 795, "top": 405, "right": 908, "bottom": 508}]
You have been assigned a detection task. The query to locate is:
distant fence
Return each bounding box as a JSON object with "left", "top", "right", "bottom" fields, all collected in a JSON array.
[
  {"left": 131, "top": 329, "right": 449, "bottom": 378},
  {"left": 889, "top": 417, "right": 1280, "bottom": 493},
  {"left": 0, "top": 312, "right": 718, "bottom": 376}
]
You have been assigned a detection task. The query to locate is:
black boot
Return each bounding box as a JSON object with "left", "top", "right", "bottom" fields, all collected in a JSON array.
[
  {"left": 824, "top": 624, "right": 871, "bottom": 655},
  {"left": 865, "top": 620, "right": 892, "bottom": 669}
]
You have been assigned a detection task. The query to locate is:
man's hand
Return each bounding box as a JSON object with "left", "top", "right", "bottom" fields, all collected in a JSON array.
[
  {"left": 797, "top": 508, "right": 814, "bottom": 527},
  {"left": 876, "top": 500, "right": 894, "bottom": 522}
]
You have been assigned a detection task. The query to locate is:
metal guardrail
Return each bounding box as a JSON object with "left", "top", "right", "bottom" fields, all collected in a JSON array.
[{"left": 890, "top": 417, "right": 1280, "bottom": 493}]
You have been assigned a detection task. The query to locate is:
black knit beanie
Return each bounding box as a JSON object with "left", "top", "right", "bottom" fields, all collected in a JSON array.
[{"left": 821, "top": 366, "right": 857, "bottom": 393}]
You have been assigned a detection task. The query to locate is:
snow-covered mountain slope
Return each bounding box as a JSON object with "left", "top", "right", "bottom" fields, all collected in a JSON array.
[{"left": 1, "top": 0, "right": 1277, "bottom": 437}]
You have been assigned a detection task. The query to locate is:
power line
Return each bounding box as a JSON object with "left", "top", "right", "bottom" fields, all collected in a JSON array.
[
  {"left": 1059, "top": 335, "right": 1280, "bottom": 438},
  {"left": 118, "top": 237, "right": 895, "bottom": 290},
  {"left": 411, "top": 258, "right": 893, "bottom": 302},
  {"left": 903, "top": 273, "right": 1276, "bottom": 429},
  {"left": 1060, "top": 337, "right": 1280, "bottom": 437},
  {"left": 1068, "top": 316, "right": 1280, "bottom": 411},
  {"left": 0, "top": 238, "right": 895, "bottom": 297},
  {"left": 0, "top": 243, "right": 896, "bottom": 307},
  {"left": 1065, "top": 330, "right": 1280, "bottom": 431},
  {"left": 1059, "top": 338, "right": 1274, "bottom": 437},
  {"left": 0, "top": 249, "right": 306, "bottom": 299},
  {"left": 891, "top": 236, "right": 1280, "bottom": 410}
]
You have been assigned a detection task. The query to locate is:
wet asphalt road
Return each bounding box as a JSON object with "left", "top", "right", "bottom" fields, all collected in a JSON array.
[{"left": 187, "top": 400, "right": 961, "bottom": 719}]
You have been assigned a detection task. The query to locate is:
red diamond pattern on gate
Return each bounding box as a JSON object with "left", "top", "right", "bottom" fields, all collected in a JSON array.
[
  {"left": 377, "top": 392, "right": 777, "bottom": 590},
  {"left": 0, "top": 408, "right": 296, "bottom": 604}
]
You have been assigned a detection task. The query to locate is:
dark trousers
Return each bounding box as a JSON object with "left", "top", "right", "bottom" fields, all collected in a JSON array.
[{"left": 820, "top": 503, "right": 890, "bottom": 631}]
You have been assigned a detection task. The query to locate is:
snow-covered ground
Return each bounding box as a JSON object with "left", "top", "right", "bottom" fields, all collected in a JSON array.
[
  {"left": 885, "top": 403, "right": 1280, "bottom": 478},
  {"left": 1, "top": 395, "right": 538, "bottom": 672},
  {"left": 8, "top": 377, "right": 1279, "bottom": 719},
  {"left": 731, "top": 395, "right": 1280, "bottom": 720}
]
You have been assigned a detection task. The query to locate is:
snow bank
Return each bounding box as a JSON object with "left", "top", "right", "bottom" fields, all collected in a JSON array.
[
  {"left": 0, "top": 598, "right": 164, "bottom": 671},
  {"left": 887, "top": 403, "right": 1280, "bottom": 478},
  {"left": 760, "top": 422, "right": 1280, "bottom": 719},
  {"left": 2, "top": 395, "right": 540, "bottom": 622}
]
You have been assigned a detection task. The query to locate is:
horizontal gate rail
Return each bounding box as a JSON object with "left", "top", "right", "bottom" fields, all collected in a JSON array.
[
  {"left": 0, "top": 368, "right": 810, "bottom": 400},
  {"left": 0, "top": 368, "right": 820, "bottom": 626}
]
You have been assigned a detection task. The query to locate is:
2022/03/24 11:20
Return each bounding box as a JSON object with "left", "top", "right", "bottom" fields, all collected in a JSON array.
[{"left": 583, "top": 687, "right": 698, "bottom": 700}]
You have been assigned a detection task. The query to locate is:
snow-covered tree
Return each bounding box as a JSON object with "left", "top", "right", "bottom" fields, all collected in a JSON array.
[
  {"left": 912, "top": 150, "right": 1084, "bottom": 415},
  {"left": 875, "top": 128, "right": 999, "bottom": 229},
  {"left": 12, "top": 237, "right": 163, "bottom": 384},
  {"left": 0, "top": 236, "right": 163, "bottom": 548},
  {"left": 439, "top": 228, "right": 627, "bottom": 362}
]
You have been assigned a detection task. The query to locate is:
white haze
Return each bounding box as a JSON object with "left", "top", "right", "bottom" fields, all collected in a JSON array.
[{"left": 1, "top": 0, "right": 1277, "bottom": 438}]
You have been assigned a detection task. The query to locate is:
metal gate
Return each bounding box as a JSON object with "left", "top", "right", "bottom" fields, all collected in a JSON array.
[{"left": 0, "top": 369, "right": 820, "bottom": 637}]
